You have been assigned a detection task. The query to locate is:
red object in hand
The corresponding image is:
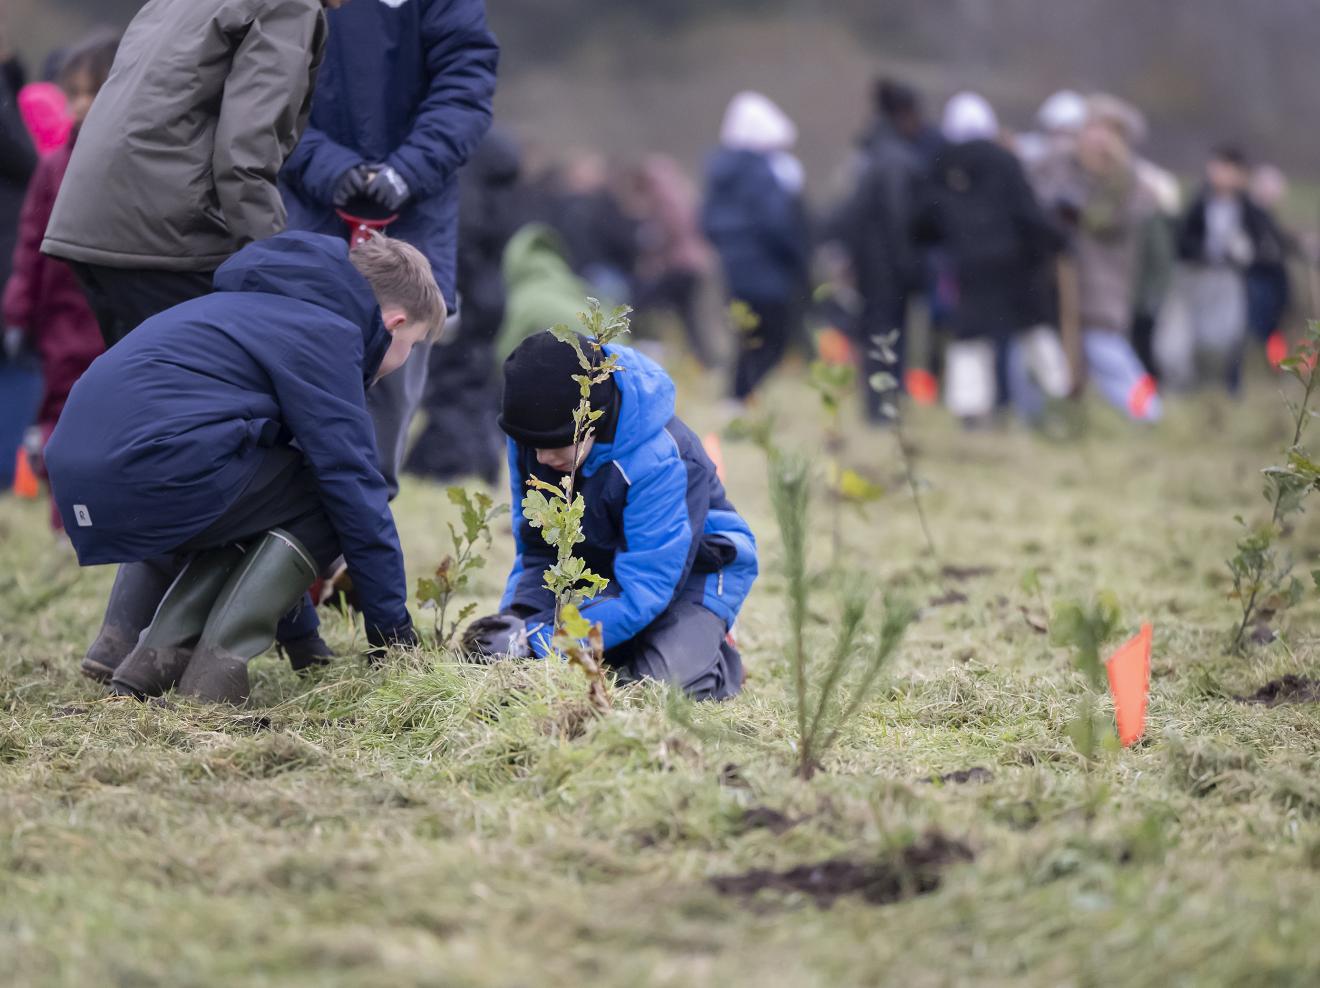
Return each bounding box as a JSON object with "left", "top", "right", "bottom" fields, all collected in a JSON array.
[{"left": 336, "top": 207, "right": 398, "bottom": 247}]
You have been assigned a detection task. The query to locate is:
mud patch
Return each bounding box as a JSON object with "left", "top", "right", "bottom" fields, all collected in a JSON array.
[
  {"left": 940, "top": 564, "right": 995, "bottom": 582},
  {"left": 925, "top": 766, "right": 993, "bottom": 785},
  {"left": 711, "top": 831, "right": 973, "bottom": 909},
  {"left": 927, "top": 590, "right": 969, "bottom": 608},
  {"left": 738, "top": 806, "right": 801, "bottom": 835},
  {"left": 1235, "top": 675, "right": 1320, "bottom": 707}
]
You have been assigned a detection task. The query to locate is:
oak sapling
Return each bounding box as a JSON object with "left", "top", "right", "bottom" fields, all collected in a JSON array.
[
  {"left": 519, "top": 299, "right": 632, "bottom": 711},
  {"left": 416, "top": 487, "right": 508, "bottom": 649},
  {"left": 1227, "top": 320, "right": 1320, "bottom": 652},
  {"left": 867, "top": 330, "right": 938, "bottom": 562}
]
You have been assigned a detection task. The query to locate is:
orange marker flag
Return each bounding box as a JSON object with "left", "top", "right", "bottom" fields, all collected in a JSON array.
[
  {"left": 13, "top": 449, "right": 39, "bottom": 499},
  {"left": 1106, "top": 623, "right": 1152, "bottom": 747},
  {"left": 703, "top": 432, "right": 726, "bottom": 483}
]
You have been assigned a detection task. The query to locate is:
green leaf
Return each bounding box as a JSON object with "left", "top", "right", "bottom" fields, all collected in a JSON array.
[
  {"left": 548, "top": 323, "right": 591, "bottom": 369},
  {"left": 559, "top": 603, "right": 593, "bottom": 639}
]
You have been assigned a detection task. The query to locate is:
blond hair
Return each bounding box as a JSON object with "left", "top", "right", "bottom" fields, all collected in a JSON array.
[{"left": 349, "top": 232, "right": 448, "bottom": 342}]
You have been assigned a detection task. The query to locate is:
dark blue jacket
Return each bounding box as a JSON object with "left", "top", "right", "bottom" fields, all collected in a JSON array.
[
  {"left": 279, "top": 0, "right": 499, "bottom": 304},
  {"left": 45, "top": 233, "right": 411, "bottom": 636},
  {"left": 501, "top": 347, "right": 758, "bottom": 656},
  {"left": 701, "top": 148, "right": 808, "bottom": 304}
]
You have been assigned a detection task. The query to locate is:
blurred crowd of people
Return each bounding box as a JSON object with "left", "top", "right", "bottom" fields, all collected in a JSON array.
[{"left": 2, "top": 20, "right": 1311, "bottom": 522}]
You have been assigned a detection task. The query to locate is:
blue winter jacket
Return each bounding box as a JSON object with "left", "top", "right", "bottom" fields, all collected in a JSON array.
[
  {"left": 279, "top": 0, "right": 499, "bottom": 304},
  {"left": 700, "top": 148, "right": 809, "bottom": 304},
  {"left": 501, "top": 347, "right": 758, "bottom": 656},
  {"left": 45, "top": 233, "right": 412, "bottom": 637}
]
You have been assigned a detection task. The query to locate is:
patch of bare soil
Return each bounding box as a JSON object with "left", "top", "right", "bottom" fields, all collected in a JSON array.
[
  {"left": 1235, "top": 675, "right": 1320, "bottom": 706},
  {"left": 711, "top": 832, "right": 973, "bottom": 909}
]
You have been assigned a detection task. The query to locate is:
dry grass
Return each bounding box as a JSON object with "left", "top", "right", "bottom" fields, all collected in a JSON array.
[{"left": 3, "top": 362, "right": 1320, "bottom": 987}]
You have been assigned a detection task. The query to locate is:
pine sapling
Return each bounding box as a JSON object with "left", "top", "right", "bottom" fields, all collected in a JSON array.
[
  {"left": 519, "top": 299, "right": 632, "bottom": 711},
  {"left": 767, "top": 446, "right": 914, "bottom": 779},
  {"left": 1051, "top": 592, "right": 1123, "bottom": 760},
  {"left": 417, "top": 487, "right": 508, "bottom": 648}
]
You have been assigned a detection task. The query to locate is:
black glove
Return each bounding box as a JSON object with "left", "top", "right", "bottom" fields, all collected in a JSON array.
[
  {"left": 363, "top": 164, "right": 411, "bottom": 214},
  {"left": 332, "top": 164, "right": 373, "bottom": 209},
  {"left": 461, "top": 614, "right": 530, "bottom": 661},
  {"left": 365, "top": 622, "right": 420, "bottom": 663}
]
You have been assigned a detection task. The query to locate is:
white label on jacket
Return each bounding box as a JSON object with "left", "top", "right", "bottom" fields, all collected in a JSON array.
[
  {"left": 378, "top": 0, "right": 411, "bottom": 7},
  {"left": 74, "top": 505, "right": 93, "bottom": 528}
]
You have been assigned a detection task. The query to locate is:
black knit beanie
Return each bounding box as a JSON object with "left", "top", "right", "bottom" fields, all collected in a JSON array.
[{"left": 499, "top": 331, "right": 617, "bottom": 448}]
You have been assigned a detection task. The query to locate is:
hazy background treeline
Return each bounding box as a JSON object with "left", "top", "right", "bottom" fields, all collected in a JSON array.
[{"left": 11, "top": 0, "right": 1319, "bottom": 190}]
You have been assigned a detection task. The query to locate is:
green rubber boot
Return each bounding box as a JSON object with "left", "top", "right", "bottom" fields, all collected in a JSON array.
[
  {"left": 178, "top": 530, "right": 318, "bottom": 705},
  {"left": 109, "top": 546, "right": 246, "bottom": 699},
  {"left": 81, "top": 559, "right": 180, "bottom": 683}
]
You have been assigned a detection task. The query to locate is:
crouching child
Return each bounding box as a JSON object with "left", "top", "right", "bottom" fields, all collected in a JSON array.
[
  {"left": 45, "top": 232, "right": 445, "bottom": 703},
  {"left": 468, "top": 332, "right": 757, "bottom": 700}
]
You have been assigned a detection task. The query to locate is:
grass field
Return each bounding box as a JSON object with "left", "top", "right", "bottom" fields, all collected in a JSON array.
[{"left": 4, "top": 361, "right": 1320, "bottom": 987}]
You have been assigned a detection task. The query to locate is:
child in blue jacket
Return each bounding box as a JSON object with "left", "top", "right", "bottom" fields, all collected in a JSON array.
[
  {"left": 45, "top": 232, "right": 445, "bottom": 704},
  {"left": 471, "top": 332, "right": 758, "bottom": 700}
]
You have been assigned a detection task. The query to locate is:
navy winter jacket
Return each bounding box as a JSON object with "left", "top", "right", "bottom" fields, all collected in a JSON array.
[
  {"left": 701, "top": 148, "right": 808, "bottom": 304},
  {"left": 45, "top": 233, "right": 411, "bottom": 636},
  {"left": 279, "top": 0, "right": 499, "bottom": 304},
  {"left": 501, "top": 346, "right": 758, "bottom": 656}
]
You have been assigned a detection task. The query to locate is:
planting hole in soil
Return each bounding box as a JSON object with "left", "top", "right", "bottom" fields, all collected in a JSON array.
[{"left": 710, "top": 832, "right": 974, "bottom": 909}]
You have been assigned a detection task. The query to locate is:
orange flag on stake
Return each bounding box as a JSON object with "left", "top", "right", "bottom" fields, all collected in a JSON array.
[
  {"left": 13, "top": 448, "right": 39, "bottom": 499},
  {"left": 1106, "top": 623, "right": 1152, "bottom": 747},
  {"left": 703, "top": 432, "right": 727, "bottom": 483}
]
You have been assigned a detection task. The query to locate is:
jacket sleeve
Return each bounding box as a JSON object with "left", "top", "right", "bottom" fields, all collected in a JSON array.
[
  {"left": 280, "top": 126, "right": 363, "bottom": 208},
  {"left": 499, "top": 440, "right": 557, "bottom": 626},
  {"left": 212, "top": 0, "right": 325, "bottom": 244},
  {"left": 265, "top": 324, "right": 412, "bottom": 637},
  {"left": 569, "top": 450, "right": 699, "bottom": 655},
  {"left": 385, "top": 0, "right": 499, "bottom": 201},
  {"left": 2, "top": 154, "right": 56, "bottom": 332}
]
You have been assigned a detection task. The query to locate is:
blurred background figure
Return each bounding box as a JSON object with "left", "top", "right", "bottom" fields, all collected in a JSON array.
[
  {"left": 407, "top": 127, "right": 525, "bottom": 486},
  {"left": 3, "top": 29, "right": 118, "bottom": 529},
  {"left": 544, "top": 151, "right": 638, "bottom": 306},
  {"left": 1245, "top": 163, "right": 1295, "bottom": 369},
  {"left": 1034, "top": 94, "right": 1164, "bottom": 423},
  {"left": 702, "top": 90, "right": 809, "bottom": 408},
  {"left": 836, "top": 77, "right": 927, "bottom": 423},
  {"left": 1158, "top": 146, "right": 1279, "bottom": 392},
  {"left": 0, "top": 15, "right": 38, "bottom": 493},
  {"left": 915, "top": 92, "right": 1067, "bottom": 426},
  {"left": 495, "top": 223, "right": 593, "bottom": 361},
  {"left": 1016, "top": 89, "right": 1087, "bottom": 169},
  {"left": 625, "top": 154, "right": 720, "bottom": 368}
]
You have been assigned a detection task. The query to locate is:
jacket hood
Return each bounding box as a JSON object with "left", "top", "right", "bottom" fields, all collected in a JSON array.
[
  {"left": 213, "top": 232, "right": 390, "bottom": 381},
  {"left": 582, "top": 346, "right": 675, "bottom": 472},
  {"left": 942, "top": 92, "right": 999, "bottom": 144},
  {"left": 720, "top": 91, "right": 797, "bottom": 153},
  {"left": 503, "top": 224, "right": 576, "bottom": 287}
]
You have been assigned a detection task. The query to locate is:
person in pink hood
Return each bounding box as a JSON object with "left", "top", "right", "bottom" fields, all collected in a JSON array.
[
  {"left": 17, "top": 81, "right": 72, "bottom": 157},
  {"left": 3, "top": 31, "right": 119, "bottom": 528}
]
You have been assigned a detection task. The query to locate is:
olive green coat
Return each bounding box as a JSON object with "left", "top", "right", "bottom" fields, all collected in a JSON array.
[{"left": 43, "top": 0, "right": 327, "bottom": 272}]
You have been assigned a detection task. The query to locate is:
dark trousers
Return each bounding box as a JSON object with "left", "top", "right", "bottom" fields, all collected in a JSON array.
[
  {"left": 143, "top": 447, "right": 337, "bottom": 643},
  {"left": 605, "top": 600, "right": 743, "bottom": 701},
  {"left": 635, "top": 269, "right": 716, "bottom": 368},
  {"left": 67, "top": 262, "right": 215, "bottom": 348},
  {"left": 405, "top": 339, "right": 503, "bottom": 485},
  {"left": 859, "top": 293, "right": 908, "bottom": 422},
  {"left": 178, "top": 447, "right": 339, "bottom": 569},
  {"left": 732, "top": 298, "right": 794, "bottom": 401}
]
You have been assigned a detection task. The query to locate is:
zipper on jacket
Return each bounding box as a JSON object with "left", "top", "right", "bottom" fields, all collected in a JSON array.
[{"left": 717, "top": 571, "right": 724, "bottom": 596}]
